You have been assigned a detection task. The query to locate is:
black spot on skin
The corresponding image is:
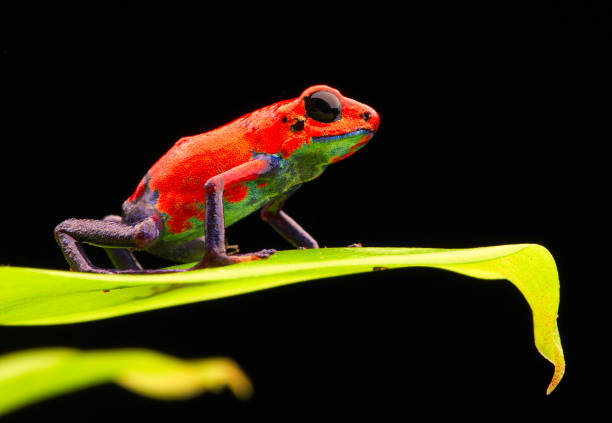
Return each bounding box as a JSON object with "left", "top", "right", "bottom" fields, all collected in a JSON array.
[
  {"left": 282, "top": 116, "right": 288, "bottom": 123},
  {"left": 360, "top": 112, "right": 371, "bottom": 122},
  {"left": 290, "top": 119, "right": 305, "bottom": 132}
]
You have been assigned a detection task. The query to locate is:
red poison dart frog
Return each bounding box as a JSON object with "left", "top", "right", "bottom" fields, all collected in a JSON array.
[{"left": 55, "top": 85, "right": 380, "bottom": 273}]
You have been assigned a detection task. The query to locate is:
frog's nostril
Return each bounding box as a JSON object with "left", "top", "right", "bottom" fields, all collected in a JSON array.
[{"left": 363, "top": 107, "right": 380, "bottom": 132}]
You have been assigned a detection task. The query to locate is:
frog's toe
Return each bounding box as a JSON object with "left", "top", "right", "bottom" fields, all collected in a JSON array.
[
  {"left": 253, "top": 248, "right": 276, "bottom": 258},
  {"left": 347, "top": 243, "right": 363, "bottom": 248},
  {"left": 234, "top": 248, "right": 276, "bottom": 262}
]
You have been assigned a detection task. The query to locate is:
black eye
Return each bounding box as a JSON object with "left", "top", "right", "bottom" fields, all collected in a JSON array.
[{"left": 304, "top": 90, "right": 342, "bottom": 123}]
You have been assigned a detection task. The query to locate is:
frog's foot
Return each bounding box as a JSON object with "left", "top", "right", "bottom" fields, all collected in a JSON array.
[
  {"left": 194, "top": 249, "right": 276, "bottom": 269},
  {"left": 347, "top": 243, "right": 363, "bottom": 248}
]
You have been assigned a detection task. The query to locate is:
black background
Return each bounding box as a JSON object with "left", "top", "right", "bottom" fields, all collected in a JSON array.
[{"left": 1, "top": 2, "right": 609, "bottom": 421}]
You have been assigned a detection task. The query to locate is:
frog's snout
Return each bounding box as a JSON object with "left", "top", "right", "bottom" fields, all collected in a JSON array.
[
  {"left": 360, "top": 104, "right": 380, "bottom": 133},
  {"left": 359, "top": 104, "right": 380, "bottom": 133}
]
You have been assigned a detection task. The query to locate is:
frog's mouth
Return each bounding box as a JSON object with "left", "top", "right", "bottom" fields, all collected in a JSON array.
[
  {"left": 309, "top": 129, "right": 375, "bottom": 164},
  {"left": 311, "top": 128, "right": 374, "bottom": 143}
]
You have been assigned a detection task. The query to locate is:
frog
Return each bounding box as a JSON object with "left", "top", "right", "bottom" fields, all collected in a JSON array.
[{"left": 54, "top": 85, "right": 380, "bottom": 273}]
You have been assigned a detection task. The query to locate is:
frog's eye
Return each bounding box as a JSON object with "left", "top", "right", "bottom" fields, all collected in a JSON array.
[{"left": 304, "top": 90, "right": 342, "bottom": 123}]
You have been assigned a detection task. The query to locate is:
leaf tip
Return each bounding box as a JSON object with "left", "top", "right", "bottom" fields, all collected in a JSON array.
[{"left": 545, "top": 356, "right": 565, "bottom": 395}]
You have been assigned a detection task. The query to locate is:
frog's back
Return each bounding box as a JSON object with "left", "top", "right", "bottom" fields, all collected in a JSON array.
[{"left": 122, "top": 102, "right": 288, "bottom": 241}]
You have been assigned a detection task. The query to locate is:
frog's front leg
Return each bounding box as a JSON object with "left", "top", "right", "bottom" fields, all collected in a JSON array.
[
  {"left": 260, "top": 186, "right": 319, "bottom": 249},
  {"left": 192, "top": 157, "right": 278, "bottom": 268}
]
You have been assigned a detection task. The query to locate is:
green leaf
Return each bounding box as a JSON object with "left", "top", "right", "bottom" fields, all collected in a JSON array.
[
  {"left": 0, "top": 245, "right": 564, "bottom": 393},
  {"left": 0, "top": 347, "right": 252, "bottom": 417}
]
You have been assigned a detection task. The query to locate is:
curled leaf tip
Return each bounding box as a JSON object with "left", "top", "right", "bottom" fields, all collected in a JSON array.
[
  {"left": 546, "top": 367, "right": 564, "bottom": 395},
  {"left": 545, "top": 328, "right": 565, "bottom": 394}
]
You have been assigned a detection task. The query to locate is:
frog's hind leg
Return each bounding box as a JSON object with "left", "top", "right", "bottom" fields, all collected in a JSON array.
[
  {"left": 54, "top": 216, "right": 162, "bottom": 274},
  {"left": 101, "top": 215, "right": 144, "bottom": 271},
  {"left": 260, "top": 186, "right": 319, "bottom": 249}
]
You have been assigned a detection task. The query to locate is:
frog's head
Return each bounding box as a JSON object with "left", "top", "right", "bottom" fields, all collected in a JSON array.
[{"left": 277, "top": 85, "right": 379, "bottom": 166}]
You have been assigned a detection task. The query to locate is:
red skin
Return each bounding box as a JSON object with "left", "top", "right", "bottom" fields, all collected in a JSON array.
[{"left": 126, "top": 85, "right": 380, "bottom": 236}]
